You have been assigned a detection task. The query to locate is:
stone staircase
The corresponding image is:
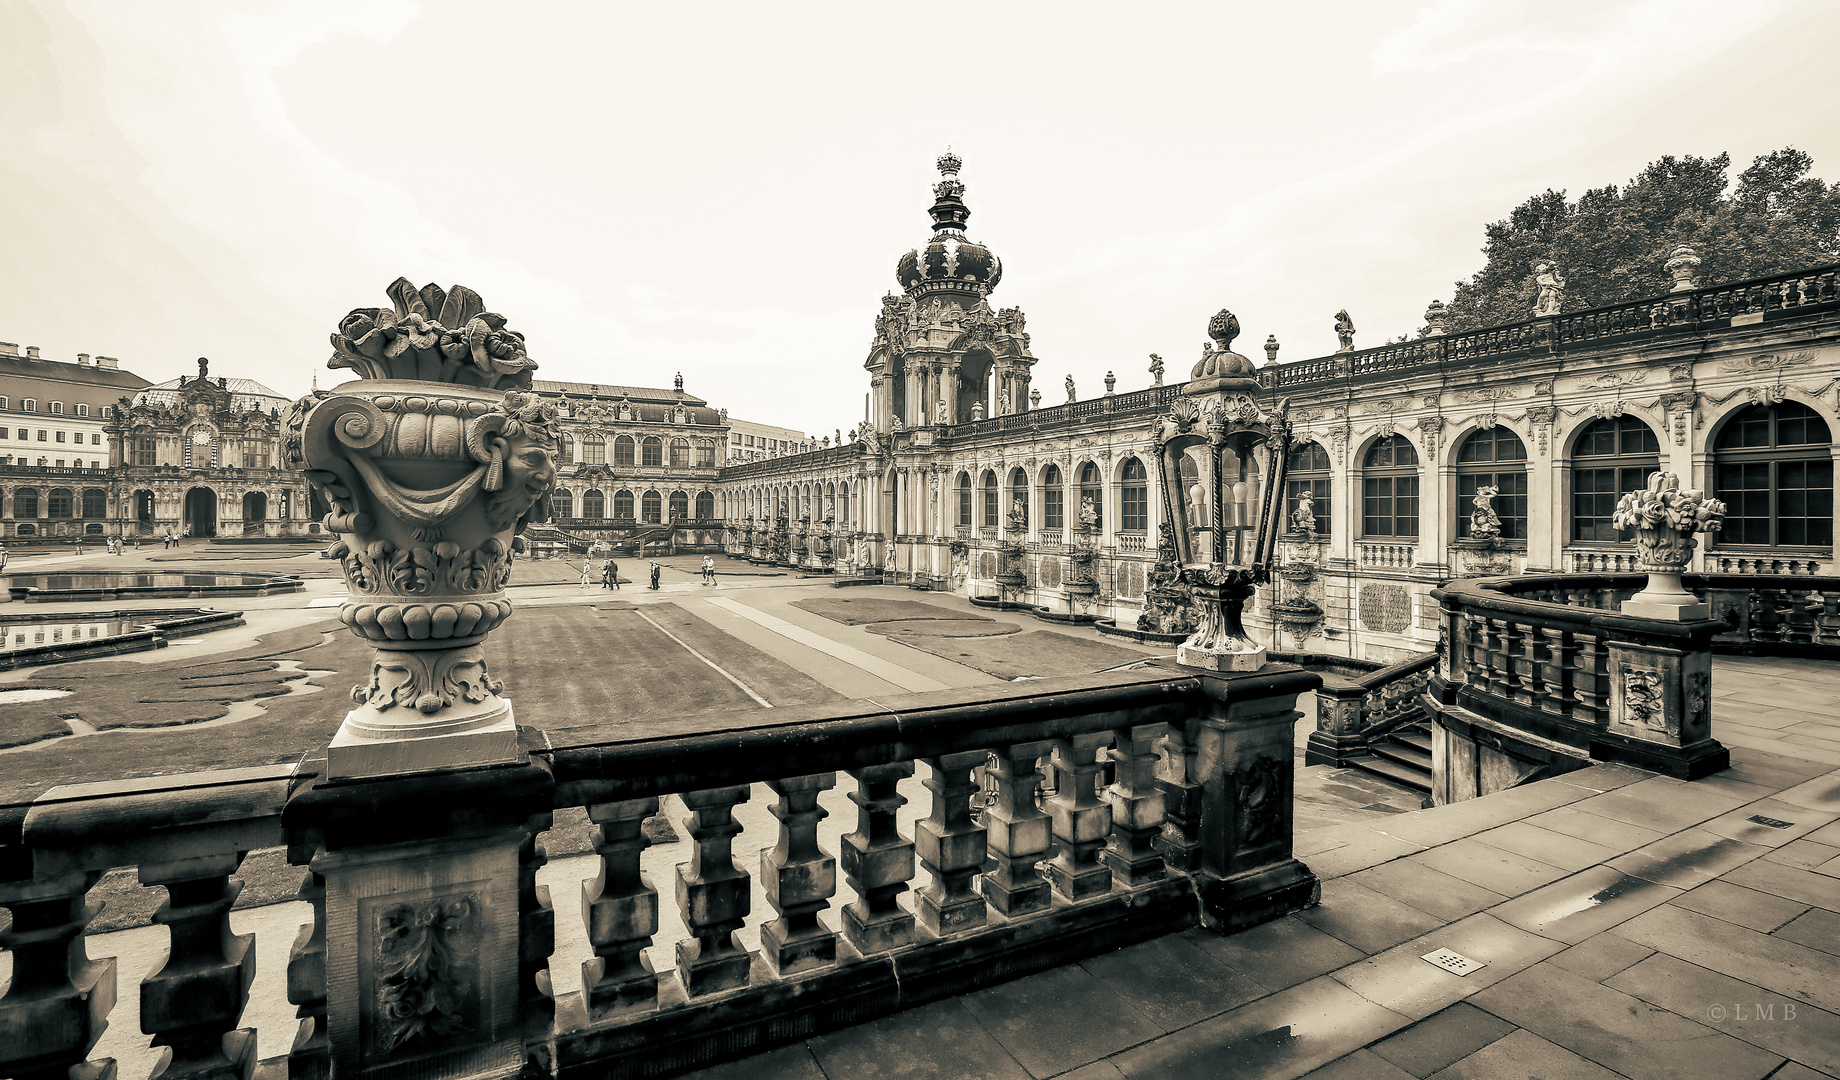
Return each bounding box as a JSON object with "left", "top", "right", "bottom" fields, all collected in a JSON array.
[{"left": 1348, "top": 721, "right": 1432, "bottom": 796}]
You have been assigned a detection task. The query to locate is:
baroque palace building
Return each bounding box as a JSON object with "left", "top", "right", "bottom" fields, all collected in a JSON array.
[{"left": 717, "top": 152, "right": 1840, "bottom": 663}]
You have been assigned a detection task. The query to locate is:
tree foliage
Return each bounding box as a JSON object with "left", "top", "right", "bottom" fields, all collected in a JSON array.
[{"left": 1444, "top": 149, "right": 1840, "bottom": 332}]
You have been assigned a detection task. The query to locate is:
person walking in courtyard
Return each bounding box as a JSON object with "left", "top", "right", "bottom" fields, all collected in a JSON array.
[
  {"left": 579, "top": 559, "right": 592, "bottom": 589},
  {"left": 649, "top": 561, "right": 661, "bottom": 590},
  {"left": 701, "top": 554, "right": 716, "bottom": 586},
  {"left": 602, "top": 560, "right": 619, "bottom": 590}
]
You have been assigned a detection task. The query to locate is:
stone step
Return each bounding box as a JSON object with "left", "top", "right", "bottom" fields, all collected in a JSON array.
[
  {"left": 1370, "top": 736, "right": 1432, "bottom": 773},
  {"left": 1348, "top": 753, "right": 1433, "bottom": 794}
]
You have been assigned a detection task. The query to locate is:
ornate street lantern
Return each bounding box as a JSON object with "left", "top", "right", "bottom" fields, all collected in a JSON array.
[
  {"left": 285, "top": 278, "right": 556, "bottom": 776},
  {"left": 1153, "top": 310, "right": 1291, "bottom": 670}
]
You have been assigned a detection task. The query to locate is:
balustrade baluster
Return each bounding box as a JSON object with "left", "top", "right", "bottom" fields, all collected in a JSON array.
[
  {"left": 1046, "top": 733, "right": 1113, "bottom": 902},
  {"left": 1573, "top": 635, "right": 1609, "bottom": 722},
  {"left": 761, "top": 774, "right": 839, "bottom": 977},
  {"left": 519, "top": 813, "right": 555, "bottom": 1029},
  {"left": 0, "top": 871, "right": 116, "bottom": 1080},
  {"left": 675, "top": 786, "right": 754, "bottom": 996},
  {"left": 1785, "top": 589, "right": 1817, "bottom": 644},
  {"left": 581, "top": 797, "right": 661, "bottom": 1019},
  {"left": 914, "top": 751, "right": 988, "bottom": 936},
  {"left": 138, "top": 853, "right": 256, "bottom": 1080},
  {"left": 1818, "top": 592, "right": 1840, "bottom": 647},
  {"left": 980, "top": 742, "right": 1053, "bottom": 916},
  {"left": 1103, "top": 724, "right": 1169, "bottom": 887},
  {"left": 1756, "top": 589, "right": 1787, "bottom": 642},
  {"left": 1154, "top": 720, "right": 1203, "bottom": 871},
  {"left": 284, "top": 869, "right": 328, "bottom": 1080},
  {"left": 840, "top": 763, "right": 916, "bottom": 955}
]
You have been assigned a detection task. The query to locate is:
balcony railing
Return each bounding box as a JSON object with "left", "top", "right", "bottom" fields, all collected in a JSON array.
[
  {"left": 1261, "top": 261, "right": 1840, "bottom": 387},
  {"left": 0, "top": 666, "right": 1323, "bottom": 1080}
]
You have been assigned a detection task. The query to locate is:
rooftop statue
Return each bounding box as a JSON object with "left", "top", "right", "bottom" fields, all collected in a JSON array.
[
  {"left": 1334, "top": 310, "right": 1355, "bottom": 353},
  {"left": 1533, "top": 261, "right": 1566, "bottom": 318},
  {"left": 1149, "top": 353, "right": 1164, "bottom": 386}
]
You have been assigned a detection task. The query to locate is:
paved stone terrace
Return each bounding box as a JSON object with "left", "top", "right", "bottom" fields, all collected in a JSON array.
[{"left": 684, "top": 654, "right": 1840, "bottom": 1080}]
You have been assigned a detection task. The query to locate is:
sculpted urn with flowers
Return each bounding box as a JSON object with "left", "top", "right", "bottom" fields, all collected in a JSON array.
[
  {"left": 284, "top": 278, "right": 558, "bottom": 776},
  {"left": 1611, "top": 471, "right": 1727, "bottom": 620}
]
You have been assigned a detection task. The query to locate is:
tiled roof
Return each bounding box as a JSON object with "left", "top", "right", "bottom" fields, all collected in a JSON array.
[{"left": 532, "top": 380, "right": 708, "bottom": 407}]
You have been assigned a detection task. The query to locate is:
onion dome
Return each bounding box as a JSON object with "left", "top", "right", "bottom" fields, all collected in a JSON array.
[{"left": 895, "top": 151, "right": 1003, "bottom": 296}]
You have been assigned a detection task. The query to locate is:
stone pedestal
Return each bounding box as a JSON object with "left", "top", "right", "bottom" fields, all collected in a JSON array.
[
  {"left": 289, "top": 760, "right": 553, "bottom": 1080},
  {"left": 1176, "top": 583, "right": 1267, "bottom": 672},
  {"left": 1596, "top": 635, "right": 1728, "bottom": 779},
  {"left": 1189, "top": 665, "right": 1322, "bottom": 933},
  {"left": 1620, "top": 568, "right": 1708, "bottom": 621}
]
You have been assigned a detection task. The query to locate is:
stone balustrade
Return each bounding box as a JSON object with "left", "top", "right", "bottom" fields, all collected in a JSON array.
[
  {"left": 1357, "top": 541, "right": 1416, "bottom": 569},
  {"left": 1427, "top": 574, "right": 1731, "bottom": 804},
  {"left": 0, "top": 665, "right": 1322, "bottom": 1080},
  {"left": 1302, "top": 651, "right": 1438, "bottom": 767}
]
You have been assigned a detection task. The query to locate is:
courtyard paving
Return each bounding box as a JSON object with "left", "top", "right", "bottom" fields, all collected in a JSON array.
[{"left": 6, "top": 544, "right": 1836, "bottom": 1079}]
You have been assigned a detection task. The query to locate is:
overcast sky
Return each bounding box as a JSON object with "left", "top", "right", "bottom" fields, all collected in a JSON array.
[{"left": 3, "top": 0, "right": 1836, "bottom": 434}]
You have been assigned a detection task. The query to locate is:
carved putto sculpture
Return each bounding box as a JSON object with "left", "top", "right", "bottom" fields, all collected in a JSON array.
[
  {"left": 936, "top": 400, "right": 948, "bottom": 425},
  {"left": 1079, "top": 495, "right": 1098, "bottom": 530},
  {"left": 1149, "top": 353, "right": 1164, "bottom": 386},
  {"left": 1007, "top": 496, "right": 1027, "bottom": 532},
  {"left": 1291, "top": 489, "right": 1317, "bottom": 535},
  {"left": 1065, "top": 374, "right": 1076, "bottom": 403},
  {"left": 998, "top": 389, "right": 1011, "bottom": 414},
  {"left": 1469, "top": 485, "right": 1502, "bottom": 541},
  {"left": 1333, "top": 310, "right": 1355, "bottom": 353},
  {"left": 1533, "top": 260, "right": 1566, "bottom": 317}
]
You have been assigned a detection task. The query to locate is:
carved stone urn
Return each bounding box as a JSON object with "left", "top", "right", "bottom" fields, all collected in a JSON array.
[
  {"left": 1612, "top": 471, "right": 1726, "bottom": 620},
  {"left": 285, "top": 278, "right": 555, "bottom": 777}
]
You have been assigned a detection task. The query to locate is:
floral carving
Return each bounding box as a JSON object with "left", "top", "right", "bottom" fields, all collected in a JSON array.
[
  {"left": 1612, "top": 472, "right": 1726, "bottom": 571},
  {"left": 1622, "top": 669, "right": 1665, "bottom": 730},
  {"left": 374, "top": 893, "right": 479, "bottom": 1051},
  {"left": 332, "top": 279, "right": 535, "bottom": 389},
  {"left": 1237, "top": 755, "right": 1287, "bottom": 847},
  {"left": 355, "top": 646, "right": 504, "bottom": 715}
]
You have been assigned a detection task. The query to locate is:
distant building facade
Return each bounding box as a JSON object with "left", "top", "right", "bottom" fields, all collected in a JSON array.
[
  {"left": 716, "top": 154, "right": 1840, "bottom": 663},
  {"left": 725, "top": 416, "right": 815, "bottom": 464},
  {"left": 106, "top": 358, "right": 318, "bottom": 538},
  {"left": 0, "top": 344, "right": 150, "bottom": 538},
  {"left": 524, "top": 374, "right": 728, "bottom": 550}
]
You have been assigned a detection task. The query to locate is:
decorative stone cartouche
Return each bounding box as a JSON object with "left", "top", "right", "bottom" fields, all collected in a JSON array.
[{"left": 285, "top": 279, "right": 557, "bottom": 776}]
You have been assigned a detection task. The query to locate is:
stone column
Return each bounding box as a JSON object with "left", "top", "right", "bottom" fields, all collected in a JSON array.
[{"left": 943, "top": 359, "right": 960, "bottom": 425}]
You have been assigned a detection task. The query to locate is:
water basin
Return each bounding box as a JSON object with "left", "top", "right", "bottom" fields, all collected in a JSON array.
[
  {"left": 0, "top": 607, "right": 245, "bottom": 668},
  {"left": 4, "top": 569, "right": 302, "bottom": 602}
]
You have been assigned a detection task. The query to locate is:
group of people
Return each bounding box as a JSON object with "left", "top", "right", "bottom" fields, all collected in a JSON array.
[{"left": 577, "top": 555, "right": 719, "bottom": 591}]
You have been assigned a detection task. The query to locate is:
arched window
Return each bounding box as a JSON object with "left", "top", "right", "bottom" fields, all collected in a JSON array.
[
  {"left": 642, "top": 489, "right": 663, "bottom": 523},
  {"left": 1120, "top": 457, "right": 1149, "bottom": 532},
  {"left": 642, "top": 438, "right": 663, "bottom": 467},
  {"left": 670, "top": 439, "right": 690, "bottom": 468},
  {"left": 46, "top": 488, "right": 73, "bottom": 518},
  {"left": 1008, "top": 467, "right": 1029, "bottom": 529},
  {"left": 1455, "top": 428, "right": 1528, "bottom": 540},
  {"left": 981, "top": 470, "right": 999, "bottom": 527},
  {"left": 1362, "top": 435, "right": 1419, "bottom": 538},
  {"left": 669, "top": 490, "right": 689, "bottom": 521},
  {"left": 555, "top": 437, "right": 573, "bottom": 467},
  {"left": 15, "top": 487, "right": 39, "bottom": 518},
  {"left": 1286, "top": 442, "right": 1332, "bottom": 536},
  {"left": 695, "top": 491, "right": 715, "bottom": 519},
  {"left": 1078, "top": 462, "right": 1102, "bottom": 531},
  {"left": 552, "top": 489, "right": 573, "bottom": 519},
  {"left": 81, "top": 489, "right": 106, "bottom": 519},
  {"left": 613, "top": 435, "right": 635, "bottom": 466},
  {"left": 581, "top": 490, "right": 605, "bottom": 519},
  {"left": 838, "top": 482, "right": 851, "bottom": 526},
  {"left": 581, "top": 434, "right": 605, "bottom": 466},
  {"left": 1572, "top": 417, "right": 1660, "bottom": 542},
  {"left": 1715, "top": 401, "right": 1833, "bottom": 547},
  {"left": 956, "top": 472, "right": 972, "bottom": 527},
  {"left": 1041, "top": 464, "right": 1064, "bottom": 530},
  {"left": 613, "top": 489, "right": 634, "bottom": 519}
]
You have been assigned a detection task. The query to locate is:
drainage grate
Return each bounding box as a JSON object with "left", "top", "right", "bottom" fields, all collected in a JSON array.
[
  {"left": 1422, "top": 948, "right": 1487, "bottom": 976},
  {"left": 1748, "top": 815, "right": 1795, "bottom": 829}
]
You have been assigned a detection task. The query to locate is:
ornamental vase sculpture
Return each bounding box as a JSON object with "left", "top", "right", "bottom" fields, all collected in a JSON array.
[
  {"left": 1611, "top": 471, "right": 1726, "bottom": 620},
  {"left": 285, "top": 278, "right": 555, "bottom": 777}
]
